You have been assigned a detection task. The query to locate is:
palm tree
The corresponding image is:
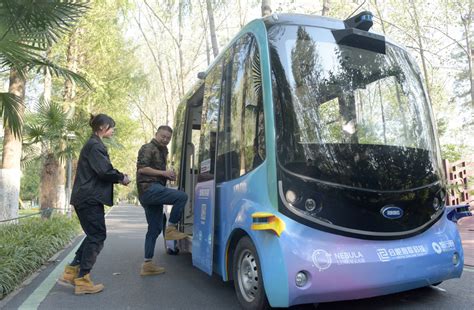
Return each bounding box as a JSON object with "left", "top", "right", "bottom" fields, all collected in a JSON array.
[
  {"left": 0, "top": 0, "right": 91, "bottom": 135},
  {"left": 23, "top": 100, "right": 88, "bottom": 218},
  {"left": 0, "top": 0, "right": 90, "bottom": 221}
]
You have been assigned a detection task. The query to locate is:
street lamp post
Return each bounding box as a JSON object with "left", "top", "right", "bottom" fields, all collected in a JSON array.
[{"left": 65, "top": 132, "right": 76, "bottom": 217}]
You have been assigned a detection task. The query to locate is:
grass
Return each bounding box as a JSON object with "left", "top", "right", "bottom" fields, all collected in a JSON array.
[{"left": 0, "top": 215, "right": 80, "bottom": 300}]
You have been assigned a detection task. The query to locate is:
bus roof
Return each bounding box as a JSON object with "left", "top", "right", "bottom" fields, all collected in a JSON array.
[{"left": 262, "top": 13, "right": 346, "bottom": 30}]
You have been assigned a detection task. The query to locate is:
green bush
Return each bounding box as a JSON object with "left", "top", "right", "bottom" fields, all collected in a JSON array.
[{"left": 0, "top": 215, "right": 80, "bottom": 299}]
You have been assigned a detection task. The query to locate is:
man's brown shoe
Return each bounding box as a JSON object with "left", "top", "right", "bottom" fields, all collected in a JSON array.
[
  {"left": 164, "top": 226, "right": 187, "bottom": 240},
  {"left": 58, "top": 265, "right": 79, "bottom": 286},
  {"left": 140, "top": 261, "right": 165, "bottom": 276},
  {"left": 74, "top": 274, "right": 104, "bottom": 295}
]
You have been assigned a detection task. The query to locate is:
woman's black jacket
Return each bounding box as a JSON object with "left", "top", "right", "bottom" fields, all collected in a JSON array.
[{"left": 70, "top": 135, "right": 124, "bottom": 206}]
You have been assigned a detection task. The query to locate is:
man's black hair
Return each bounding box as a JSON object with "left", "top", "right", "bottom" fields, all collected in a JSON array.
[{"left": 157, "top": 125, "right": 173, "bottom": 133}]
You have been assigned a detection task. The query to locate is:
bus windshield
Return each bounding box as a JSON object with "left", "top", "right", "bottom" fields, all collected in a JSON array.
[{"left": 269, "top": 25, "right": 442, "bottom": 191}]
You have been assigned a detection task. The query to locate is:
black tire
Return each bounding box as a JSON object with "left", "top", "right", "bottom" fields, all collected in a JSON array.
[{"left": 233, "top": 236, "right": 270, "bottom": 310}]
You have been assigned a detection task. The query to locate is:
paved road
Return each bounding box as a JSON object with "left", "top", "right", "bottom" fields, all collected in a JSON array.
[
  {"left": 458, "top": 211, "right": 474, "bottom": 266},
  {"left": 1, "top": 205, "right": 473, "bottom": 310}
]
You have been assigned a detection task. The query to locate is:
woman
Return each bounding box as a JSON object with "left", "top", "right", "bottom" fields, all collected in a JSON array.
[{"left": 59, "top": 114, "right": 130, "bottom": 295}]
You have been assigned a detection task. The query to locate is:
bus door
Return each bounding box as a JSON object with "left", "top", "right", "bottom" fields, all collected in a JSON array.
[
  {"left": 192, "top": 58, "right": 225, "bottom": 275},
  {"left": 179, "top": 87, "right": 204, "bottom": 237}
]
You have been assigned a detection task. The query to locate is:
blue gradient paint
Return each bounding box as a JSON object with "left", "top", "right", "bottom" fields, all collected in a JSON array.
[
  {"left": 175, "top": 14, "right": 467, "bottom": 309},
  {"left": 192, "top": 180, "right": 216, "bottom": 275},
  {"left": 216, "top": 177, "right": 463, "bottom": 307}
]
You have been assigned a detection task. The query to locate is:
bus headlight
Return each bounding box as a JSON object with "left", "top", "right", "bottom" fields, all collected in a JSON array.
[
  {"left": 295, "top": 271, "right": 308, "bottom": 287},
  {"left": 285, "top": 190, "right": 297, "bottom": 205}
]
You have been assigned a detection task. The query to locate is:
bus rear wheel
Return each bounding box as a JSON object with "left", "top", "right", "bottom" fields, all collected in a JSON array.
[{"left": 233, "top": 236, "right": 269, "bottom": 310}]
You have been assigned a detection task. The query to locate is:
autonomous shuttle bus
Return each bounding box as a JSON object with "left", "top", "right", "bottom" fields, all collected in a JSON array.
[{"left": 168, "top": 11, "right": 469, "bottom": 309}]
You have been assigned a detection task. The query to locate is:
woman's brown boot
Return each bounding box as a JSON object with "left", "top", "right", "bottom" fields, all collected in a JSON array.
[{"left": 74, "top": 274, "right": 104, "bottom": 295}]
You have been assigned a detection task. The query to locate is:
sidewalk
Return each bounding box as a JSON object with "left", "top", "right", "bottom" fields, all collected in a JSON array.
[{"left": 458, "top": 210, "right": 474, "bottom": 267}]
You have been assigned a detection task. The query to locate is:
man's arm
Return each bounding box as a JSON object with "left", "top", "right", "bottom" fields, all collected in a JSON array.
[
  {"left": 138, "top": 167, "right": 176, "bottom": 180},
  {"left": 138, "top": 167, "right": 162, "bottom": 176}
]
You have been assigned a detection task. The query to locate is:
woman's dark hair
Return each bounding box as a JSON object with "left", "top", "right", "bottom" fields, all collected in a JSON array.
[{"left": 90, "top": 114, "right": 116, "bottom": 133}]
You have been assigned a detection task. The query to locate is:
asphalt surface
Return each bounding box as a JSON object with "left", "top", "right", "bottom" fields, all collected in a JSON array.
[{"left": 1, "top": 205, "right": 473, "bottom": 310}]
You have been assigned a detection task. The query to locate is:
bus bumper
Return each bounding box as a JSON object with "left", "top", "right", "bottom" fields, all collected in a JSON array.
[{"left": 273, "top": 213, "right": 464, "bottom": 306}]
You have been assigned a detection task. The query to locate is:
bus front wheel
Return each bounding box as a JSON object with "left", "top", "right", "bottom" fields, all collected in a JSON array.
[{"left": 233, "top": 236, "right": 270, "bottom": 310}]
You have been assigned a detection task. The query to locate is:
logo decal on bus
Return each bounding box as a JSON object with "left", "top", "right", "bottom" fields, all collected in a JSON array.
[
  {"left": 312, "top": 249, "right": 332, "bottom": 271},
  {"left": 380, "top": 205, "right": 403, "bottom": 219},
  {"left": 432, "top": 240, "right": 455, "bottom": 254},
  {"left": 376, "top": 245, "right": 427, "bottom": 262}
]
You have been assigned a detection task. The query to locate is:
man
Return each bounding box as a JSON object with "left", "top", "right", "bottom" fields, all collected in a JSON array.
[{"left": 136, "top": 125, "right": 188, "bottom": 276}]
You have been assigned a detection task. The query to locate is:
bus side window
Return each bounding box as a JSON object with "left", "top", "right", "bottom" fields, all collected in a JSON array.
[
  {"left": 216, "top": 33, "right": 264, "bottom": 183},
  {"left": 197, "top": 58, "right": 224, "bottom": 183},
  {"left": 251, "top": 51, "right": 265, "bottom": 168},
  {"left": 243, "top": 36, "right": 265, "bottom": 172}
]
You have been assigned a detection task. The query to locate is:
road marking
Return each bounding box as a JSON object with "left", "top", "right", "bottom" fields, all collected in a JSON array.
[
  {"left": 463, "top": 267, "right": 474, "bottom": 272},
  {"left": 18, "top": 207, "right": 115, "bottom": 310}
]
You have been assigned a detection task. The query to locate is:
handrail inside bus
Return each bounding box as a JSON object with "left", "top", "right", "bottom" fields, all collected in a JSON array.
[{"left": 187, "top": 142, "right": 196, "bottom": 219}]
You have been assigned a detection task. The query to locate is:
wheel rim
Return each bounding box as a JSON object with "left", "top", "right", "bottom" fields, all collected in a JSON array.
[{"left": 237, "top": 249, "right": 259, "bottom": 303}]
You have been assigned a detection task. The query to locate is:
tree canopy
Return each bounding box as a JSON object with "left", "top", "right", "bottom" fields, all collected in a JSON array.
[{"left": 0, "top": 0, "right": 90, "bottom": 136}]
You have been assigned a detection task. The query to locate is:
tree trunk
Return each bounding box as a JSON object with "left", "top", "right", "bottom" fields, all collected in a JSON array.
[
  {"left": 57, "top": 28, "right": 81, "bottom": 214},
  {"left": 321, "top": 0, "right": 330, "bottom": 16},
  {"left": 206, "top": 0, "right": 219, "bottom": 57},
  {"left": 177, "top": 0, "right": 185, "bottom": 103},
  {"left": 133, "top": 14, "right": 171, "bottom": 128},
  {"left": 2, "top": 69, "right": 25, "bottom": 169},
  {"left": 40, "top": 153, "right": 59, "bottom": 219},
  {"left": 461, "top": 13, "right": 474, "bottom": 107},
  {"left": 409, "top": 0, "right": 432, "bottom": 104},
  {"left": 44, "top": 50, "right": 52, "bottom": 102},
  {"left": 198, "top": 0, "right": 211, "bottom": 65},
  {"left": 261, "top": 0, "right": 272, "bottom": 17},
  {"left": 166, "top": 57, "right": 177, "bottom": 125},
  {"left": 0, "top": 68, "right": 26, "bottom": 222},
  {"left": 63, "top": 28, "right": 81, "bottom": 117},
  {"left": 373, "top": 0, "right": 386, "bottom": 34}
]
